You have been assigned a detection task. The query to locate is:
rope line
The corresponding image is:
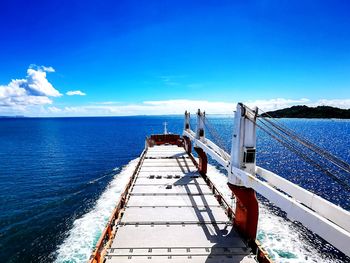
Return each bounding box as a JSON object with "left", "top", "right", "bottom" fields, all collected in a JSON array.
[
  {"left": 258, "top": 108, "right": 350, "bottom": 174},
  {"left": 252, "top": 118, "right": 350, "bottom": 192},
  {"left": 202, "top": 115, "right": 230, "bottom": 161},
  {"left": 195, "top": 105, "right": 350, "bottom": 191}
]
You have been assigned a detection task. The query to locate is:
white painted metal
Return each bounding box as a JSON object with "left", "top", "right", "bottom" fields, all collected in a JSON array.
[
  {"left": 228, "top": 166, "right": 350, "bottom": 257},
  {"left": 183, "top": 104, "right": 350, "bottom": 257},
  {"left": 256, "top": 166, "right": 350, "bottom": 233},
  {"left": 184, "top": 110, "right": 190, "bottom": 131},
  {"left": 230, "top": 103, "right": 257, "bottom": 184},
  {"left": 196, "top": 109, "right": 205, "bottom": 141},
  {"left": 163, "top": 122, "right": 168, "bottom": 134},
  {"left": 183, "top": 130, "right": 229, "bottom": 169}
]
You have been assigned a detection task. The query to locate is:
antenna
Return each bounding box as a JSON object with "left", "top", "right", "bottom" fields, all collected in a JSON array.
[{"left": 163, "top": 122, "right": 168, "bottom": 134}]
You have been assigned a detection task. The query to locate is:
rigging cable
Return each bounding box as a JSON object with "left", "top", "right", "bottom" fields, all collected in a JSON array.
[
  {"left": 250, "top": 117, "right": 350, "bottom": 192},
  {"left": 257, "top": 108, "right": 350, "bottom": 174},
  {"left": 202, "top": 114, "right": 231, "bottom": 161},
  {"left": 257, "top": 116, "right": 342, "bottom": 175}
]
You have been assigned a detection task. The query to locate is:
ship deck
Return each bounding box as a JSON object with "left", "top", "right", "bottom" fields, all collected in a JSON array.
[{"left": 104, "top": 145, "right": 256, "bottom": 263}]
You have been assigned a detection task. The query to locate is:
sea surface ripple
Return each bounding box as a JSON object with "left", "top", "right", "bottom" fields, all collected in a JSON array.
[{"left": 0, "top": 116, "right": 349, "bottom": 262}]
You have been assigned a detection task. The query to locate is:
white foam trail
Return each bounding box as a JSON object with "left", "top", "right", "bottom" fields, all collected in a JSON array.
[
  {"left": 205, "top": 164, "right": 340, "bottom": 263},
  {"left": 54, "top": 158, "right": 139, "bottom": 263}
]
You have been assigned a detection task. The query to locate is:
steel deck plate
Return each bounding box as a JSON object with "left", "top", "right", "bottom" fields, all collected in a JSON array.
[
  {"left": 137, "top": 171, "right": 196, "bottom": 177},
  {"left": 111, "top": 224, "right": 245, "bottom": 248},
  {"left": 120, "top": 206, "right": 228, "bottom": 223},
  {"left": 105, "top": 145, "right": 256, "bottom": 263},
  {"left": 140, "top": 166, "right": 197, "bottom": 172},
  {"left": 130, "top": 184, "right": 213, "bottom": 195},
  {"left": 134, "top": 176, "right": 206, "bottom": 186},
  {"left": 104, "top": 255, "right": 256, "bottom": 263},
  {"left": 126, "top": 194, "right": 221, "bottom": 207}
]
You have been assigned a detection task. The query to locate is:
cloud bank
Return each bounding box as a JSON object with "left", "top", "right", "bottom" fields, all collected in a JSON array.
[
  {"left": 45, "top": 98, "right": 350, "bottom": 117},
  {"left": 66, "top": 90, "right": 86, "bottom": 96},
  {"left": 1, "top": 66, "right": 349, "bottom": 116},
  {"left": 0, "top": 65, "right": 61, "bottom": 110}
]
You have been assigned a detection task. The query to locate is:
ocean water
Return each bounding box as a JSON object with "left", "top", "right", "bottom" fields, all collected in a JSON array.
[{"left": 0, "top": 116, "right": 349, "bottom": 263}]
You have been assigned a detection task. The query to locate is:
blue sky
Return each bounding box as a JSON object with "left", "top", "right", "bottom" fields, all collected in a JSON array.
[{"left": 0, "top": 0, "right": 349, "bottom": 116}]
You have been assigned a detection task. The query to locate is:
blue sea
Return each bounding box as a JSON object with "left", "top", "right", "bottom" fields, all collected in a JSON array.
[{"left": 0, "top": 116, "right": 349, "bottom": 263}]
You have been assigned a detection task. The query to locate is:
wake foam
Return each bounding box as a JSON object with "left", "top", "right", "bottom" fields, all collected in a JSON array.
[
  {"left": 205, "top": 164, "right": 339, "bottom": 263},
  {"left": 54, "top": 158, "right": 139, "bottom": 263}
]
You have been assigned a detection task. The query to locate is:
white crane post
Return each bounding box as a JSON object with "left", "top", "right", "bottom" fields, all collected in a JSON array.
[
  {"left": 196, "top": 109, "right": 205, "bottom": 142},
  {"left": 184, "top": 111, "right": 190, "bottom": 131},
  {"left": 163, "top": 122, "right": 168, "bottom": 135},
  {"left": 194, "top": 109, "right": 208, "bottom": 175},
  {"left": 228, "top": 103, "right": 259, "bottom": 245},
  {"left": 230, "top": 103, "right": 257, "bottom": 184},
  {"left": 183, "top": 111, "right": 192, "bottom": 154}
]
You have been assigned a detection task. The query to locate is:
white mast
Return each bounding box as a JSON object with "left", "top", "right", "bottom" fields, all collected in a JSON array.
[
  {"left": 183, "top": 103, "right": 350, "bottom": 257},
  {"left": 230, "top": 103, "right": 258, "bottom": 185},
  {"left": 184, "top": 111, "right": 190, "bottom": 131},
  {"left": 163, "top": 122, "right": 168, "bottom": 134},
  {"left": 196, "top": 109, "right": 205, "bottom": 142}
]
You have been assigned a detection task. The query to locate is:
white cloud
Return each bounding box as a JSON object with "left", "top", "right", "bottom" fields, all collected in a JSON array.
[
  {"left": 41, "top": 66, "right": 55, "bottom": 72},
  {"left": 42, "top": 98, "right": 350, "bottom": 117},
  {"left": 48, "top": 106, "right": 62, "bottom": 113},
  {"left": 244, "top": 98, "right": 311, "bottom": 112},
  {"left": 66, "top": 90, "right": 86, "bottom": 96},
  {"left": 29, "top": 64, "right": 56, "bottom": 73},
  {"left": 39, "top": 99, "right": 233, "bottom": 116},
  {"left": 0, "top": 65, "right": 61, "bottom": 113},
  {"left": 25, "top": 68, "right": 61, "bottom": 97},
  {"left": 313, "top": 99, "right": 350, "bottom": 109},
  {"left": 245, "top": 98, "right": 350, "bottom": 111},
  {"left": 159, "top": 75, "right": 186, "bottom": 87}
]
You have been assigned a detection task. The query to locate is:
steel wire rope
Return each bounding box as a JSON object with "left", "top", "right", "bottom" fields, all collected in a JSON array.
[
  {"left": 202, "top": 114, "right": 230, "bottom": 161},
  {"left": 257, "top": 116, "right": 341, "bottom": 174},
  {"left": 257, "top": 108, "right": 350, "bottom": 174},
  {"left": 258, "top": 116, "right": 350, "bottom": 182},
  {"left": 257, "top": 116, "right": 338, "bottom": 168},
  {"left": 257, "top": 116, "right": 350, "bottom": 183},
  {"left": 262, "top": 116, "right": 350, "bottom": 174},
  {"left": 243, "top": 104, "right": 350, "bottom": 189},
  {"left": 250, "top": 117, "right": 350, "bottom": 192}
]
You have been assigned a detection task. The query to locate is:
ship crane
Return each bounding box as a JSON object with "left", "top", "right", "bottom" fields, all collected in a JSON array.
[{"left": 183, "top": 103, "right": 350, "bottom": 257}]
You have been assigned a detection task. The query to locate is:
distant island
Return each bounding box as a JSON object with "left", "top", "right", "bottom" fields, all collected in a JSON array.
[
  {"left": 261, "top": 105, "right": 350, "bottom": 119},
  {"left": 0, "top": 115, "right": 26, "bottom": 118}
]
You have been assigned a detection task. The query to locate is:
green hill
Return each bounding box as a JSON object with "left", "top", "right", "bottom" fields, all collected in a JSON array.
[{"left": 261, "top": 105, "right": 350, "bottom": 119}]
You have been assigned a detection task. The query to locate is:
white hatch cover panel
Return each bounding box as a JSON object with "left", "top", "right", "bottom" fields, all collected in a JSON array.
[{"left": 105, "top": 145, "right": 257, "bottom": 263}]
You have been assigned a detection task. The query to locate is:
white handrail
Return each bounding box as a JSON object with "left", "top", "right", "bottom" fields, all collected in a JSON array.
[
  {"left": 256, "top": 166, "right": 350, "bottom": 232},
  {"left": 184, "top": 127, "right": 350, "bottom": 257}
]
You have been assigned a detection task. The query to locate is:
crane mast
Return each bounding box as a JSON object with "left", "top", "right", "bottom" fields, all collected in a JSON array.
[{"left": 183, "top": 103, "right": 350, "bottom": 257}]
